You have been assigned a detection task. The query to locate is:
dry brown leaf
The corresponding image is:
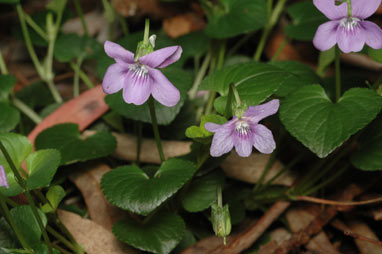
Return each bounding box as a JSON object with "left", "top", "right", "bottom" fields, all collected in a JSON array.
[
  {"left": 69, "top": 163, "right": 126, "bottom": 231},
  {"left": 163, "top": 13, "right": 205, "bottom": 38},
  {"left": 107, "top": 132, "right": 296, "bottom": 186},
  {"left": 341, "top": 53, "right": 382, "bottom": 72},
  {"left": 58, "top": 210, "right": 137, "bottom": 254},
  {"left": 111, "top": 0, "right": 178, "bottom": 19},
  {"left": 28, "top": 85, "right": 108, "bottom": 145},
  {"left": 347, "top": 220, "right": 382, "bottom": 254}
]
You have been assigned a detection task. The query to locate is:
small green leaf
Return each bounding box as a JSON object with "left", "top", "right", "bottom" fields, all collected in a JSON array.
[
  {"left": 182, "top": 171, "right": 225, "bottom": 212},
  {"left": 0, "top": 133, "right": 32, "bottom": 174},
  {"left": 285, "top": 1, "right": 327, "bottom": 41},
  {"left": 185, "top": 114, "right": 226, "bottom": 140},
  {"left": 54, "top": 34, "right": 101, "bottom": 62},
  {"left": 280, "top": 86, "right": 382, "bottom": 158},
  {"left": 26, "top": 149, "right": 61, "bottom": 190},
  {"left": 41, "top": 185, "right": 66, "bottom": 213},
  {"left": 10, "top": 206, "right": 47, "bottom": 247},
  {"left": 0, "top": 75, "right": 16, "bottom": 102},
  {"left": 15, "top": 81, "right": 55, "bottom": 108},
  {"left": 351, "top": 117, "right": 382, "bottom": 171},
  {"left": 113, "top": 211, "right": 185, "bottom": 254},
  {"left": 105, "top": 67, "right": 192, "bottom": 125},
  {"left": 35, "top": 123, "right": 116, "bottom": 165},
  {"left": 200, "top": 62, "right": 289, "bottom": 107},
  {"left": 205, "top": 0, "right": 267, "bottom": 38},
  {"left": 368, "top": 47, "right": 382, "bottom": 63},
  {"left": 102, "top": 158, "right": 196, "bottom": 215},
  {"left": 0, "top": 103, "right": 20, "bottom": 133}
]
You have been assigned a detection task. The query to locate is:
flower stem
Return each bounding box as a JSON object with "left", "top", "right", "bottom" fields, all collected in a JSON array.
[
  {"left": 217, "top": 185, "right": 223, "bottom": 207},
  {"left": 335, "top": 46, "right": 341, "bottom": 101},
  {"left": 148, "top": 97, "right": 165, "bottom": 163},
  {"left": 253, "top": 0, "right": 286, "bottom": 61},
  {"left": 46, "top": 226, "right": 78, "bottom": 252},
  {"left": 24, "top": 13, "right": 48, "bottom": 41},
  {"left": 232, "top": 85, "right": 242, "bottom": 106},
  {"left": 0, "top": 141, "right": 53, "bottom": 254},
  {"left": 189, "top": 51, "right": 211, "bottom": 99},
  {"left": 0, "top": 49, "right": 8, "bottom": 75},
  {"left": 70, "top": 61, "right": 94, "bottom": 88},
  {"left": 73, "top": 57, "right": 84, "bottom": 97},
  {"left": 73, "top": 0, "right": 89, "bottom": 36},
  {"left": 11, "top": 97, "right": 42, "bottom": 124},
  {"left": 143, "top": 19, "right": 150, "bottom": 45},
  {"left": 346, "top": 0, "right": 352, "bottom": 18},
  {"left": 0, "top": 192, "right": 31, "bottom": 250}
]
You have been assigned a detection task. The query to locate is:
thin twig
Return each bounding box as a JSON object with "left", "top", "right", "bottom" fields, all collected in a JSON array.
[{"left": 295, "top": 196, "right": 382, "bottom": 206}]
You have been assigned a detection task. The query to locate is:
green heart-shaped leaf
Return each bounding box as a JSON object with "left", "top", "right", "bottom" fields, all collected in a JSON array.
[
  {"left": 102, "top": 158, "right": 196, "bottom": 215},
  {"left": 113, "top": 211, "right": 185, "bottom": 254},
  {"left": 54, "top": 34, "right": 101, "bottom": 62},
  {"left": 351, "top": 116, "right": 382, "bottom": 171},
  {"left": 35, "top": 123, "right": 116, "bottom": 165},
  {"left": 205, "top": 0, "right": 267, "bottom": 38},
  {"left": 10, "top": 206, "right": 47, "bottom": 247},
  {"left": 185, "top": 114, "right": 226, "bottom": 141},
  {"left": 0, "top": 75, "right": 16, "bottom": 101},
  {"left": 0, "top": 217, "right": 18, "bottom": 252},
  {"left": 200, "top": 62, "right": 289, "bottom": 106},
  {"left": 182, "top": 171, "right": 225, "bottom": 212},
  {"left": 26, "top": 149, "right": 61, "bottom": 190},
  {"left": 105, "top": 67, "right": 192, "bottom": 125},
  {"left": 280, "top": 85, "right": 382, "bottom": 158}
]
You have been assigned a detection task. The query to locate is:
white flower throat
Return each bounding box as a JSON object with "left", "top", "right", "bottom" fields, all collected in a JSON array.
[
  {"left": 129, "top": 64, "right": 149, "bottom": 78},
  {"left": 235, "top": 120, "right": 251, "bottom": 136},
  {"left": 339, "top": 17, "right": 360, "bottom": 31}
]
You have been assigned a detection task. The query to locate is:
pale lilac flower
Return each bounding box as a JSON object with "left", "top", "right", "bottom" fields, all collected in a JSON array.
[
  {"left": 313, "top": 0, "right": 382, "bottom": 53},
  {"left": 102, "top": 41, "right": 182, "bottom": 106},
  {"left": 205, "top": 100, "right": 279, "bottom": 157},
  {"left": 0, "top": 165, "right": 9, "bottom": 189}
]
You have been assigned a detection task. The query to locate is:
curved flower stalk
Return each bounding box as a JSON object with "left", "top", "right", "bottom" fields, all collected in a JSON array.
[
  {"left": 0, "top": 165, "right": 9, "bottom": 189},
  {"left": 313, "top": 0, "right": 382, "bottom": 53},
  {"left": 205, "top": 99, "right": 280, "bottom": 157},
  {"left": 102, "top": 40, "right": 182, "bottom": 107}
]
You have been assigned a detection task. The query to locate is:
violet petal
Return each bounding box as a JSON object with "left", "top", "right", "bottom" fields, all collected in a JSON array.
[
  {"left": 244, "top": 99, "right": 280, "bottom": 124},
  {"left": 102, "top": 63, "right": 128, "bottom": 94},
  {"left": 234, "top": 135, "right": 253, "bottom": 157},
  {"left": 313, "top": 21, "right": 339, "bottom": 51},
  {"left": 362, "top": 21, "right": 382, "bottom": 49},
  {"left": 139, "top": 46, "right": 182, "bottom": 68},
  {"left": 253, "top": 124, "right": 276, "bottom": 154},
  {"left": 150, "top": 68, "right": 180, "bottom": 107},
  {"left": 351, "top": 0, "right": 381, "bottom": 19},
  {"left": 104, "top": 41, "right": 135, "bottom": 64},
  {"left": 209, "top": 122, "right": 234, "bottom": 157},
  {"left": 336, "top": 24, "right": 366, "bottom": 53},
  {"left": 313, "top": 0, "right": 347, "bottom": 20},
  {"left": 205, "top": 122, "right": 222, "bottom": 133},
  {"left": 122, "top": 70, "right": 153, "bottom": 105},
  {"left": 0, "top": 165, "right": 9, "bottom": 189}
]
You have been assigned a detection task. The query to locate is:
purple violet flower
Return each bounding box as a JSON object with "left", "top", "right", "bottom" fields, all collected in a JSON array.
[
  {"left": 0, "top": 165, "right": 9, "bottom": 189},
  {"left": 313, "top": 0, "right": 382, "bottom": 53},
  {"left": 102, "top": 40, "right": 182, "bottom": 107},
  {"left": 205, "top": 99, "right": 280, "bottom": 157}
]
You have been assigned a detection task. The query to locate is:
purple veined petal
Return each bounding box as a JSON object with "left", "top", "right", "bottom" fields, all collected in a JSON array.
[
  {"left": 102, "top": 63, "right": 129, "bottom": 94},
  {"left": 139, "top": 46, "right": 182, "bottom": 68},
  {"left": 104, "top": 41, "right": 135, "bottom": 64},
  {"left": 313, "top": 0, "right": 347, "bottom": 20},
  {"left": 253, "top": 124, "right": 276, "bottom": 154},
  {"left": 351, "top": 0, "right": 382, "bottom": 19},
  {"left": 209, "top": 123, "right": 235, "bottom": 157},
  {"left": 244, "top": 99, "right": 280, "bottom": 124},
  {"left": 361, "top": 21, "right": 382, "bottom": 49},
  {"left": 0, "top": 165, "right": 9, "bottom": 189},
  {"left": 234, "top": 135, "right": 253, "bottom": 157},
  {"left": 205, "top": 122, "right": 222, "bottom": 133},
  {"left": 122, "top": 67, "right": 153, "bottom": 105},
  {"left": 313, "top": 21, "right": 340, "bottom": 51},
  {"left": 149, "top": 68, "right": 180, "bottom": 107},
  {"left": 336, "top": 24, "right": 366, "bottom": 53}
]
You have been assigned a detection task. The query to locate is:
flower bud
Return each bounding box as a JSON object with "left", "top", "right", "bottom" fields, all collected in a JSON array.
[{"left": 211, "top": 203, "right": 231, "bottom": 244}]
